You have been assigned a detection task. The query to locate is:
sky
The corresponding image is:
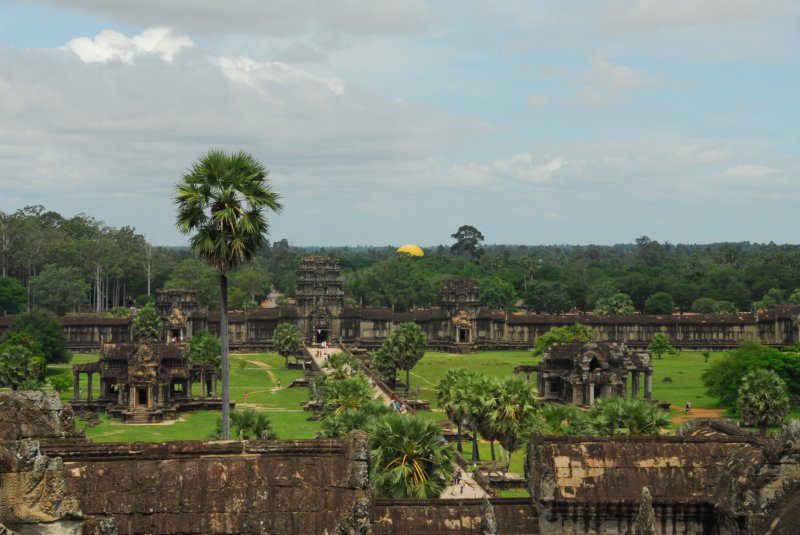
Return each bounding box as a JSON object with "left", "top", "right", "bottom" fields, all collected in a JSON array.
[{"left": 0, "top": 1, "right": 798, "bottom": 247}]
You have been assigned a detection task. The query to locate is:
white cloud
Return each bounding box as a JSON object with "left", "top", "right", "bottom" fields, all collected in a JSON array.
[
  {"left": 38, "top": 0, "right": 436, "bottom": 37},
  {"left": 603, "top": 0, "right": 798, "bottom": 30},
  {"left": 577, "top": 56, "right": 660, "bottom": 105},
  {"left": 213, "top": 56, "right": 345, "bottom": 94},
  {"left": 719, "top": 164, "right": 780, "bottom": 180},
  {"left": 526, "top": 94, "right": 552, "bottom": 107},
  {"left": 62, "top": 27, "right": 193, "bottom": 64}
]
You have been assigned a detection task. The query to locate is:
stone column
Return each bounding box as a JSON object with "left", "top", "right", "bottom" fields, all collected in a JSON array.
[
  {"left": 588, "top": 383, "right": 595, "bottom": 406},
  {"left": 73, "top": 373, "right": 80, "bottom": 400},
  {"left": 87, "top": 373, "right": 93, "bottom": 401},
  {"left": 571, "top": 383, "right": 580, "bottom": 405},
  {"left": 117, "top": 385, "right": 123, "bottom": 405},
  {"left": 645, "top": 371, "right": 653, "bottom": 400},
  {"left": 632, "top": 371, "right": 640, "bottom": 398},
  {"left": 200, "top": 371, "right": 206, "bottom": 400},
  {"left": 622, "top": 376, "right": 628, "bottom": 398},
  {"left": 213, "top": 374, "right": 218, "bottom": 398}
]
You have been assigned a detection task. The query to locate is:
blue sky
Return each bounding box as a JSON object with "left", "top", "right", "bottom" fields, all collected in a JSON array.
[{"left": 1, "top": 0, "right": 798, "bottom": 246}]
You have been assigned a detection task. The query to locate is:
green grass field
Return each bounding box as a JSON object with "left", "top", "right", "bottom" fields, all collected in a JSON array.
[{"left": 64, "top": 352, "right": 321, "bottom": 442}]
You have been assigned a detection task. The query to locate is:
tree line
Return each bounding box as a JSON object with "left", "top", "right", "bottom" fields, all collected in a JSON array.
[{"left": 3, "top": 210, "right": 800, "bottom": 317}]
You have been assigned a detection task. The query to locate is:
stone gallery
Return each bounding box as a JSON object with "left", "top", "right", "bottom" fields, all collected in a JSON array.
[
  {"left": 2, "top": 391, "right": 799, "bottom": 534},
  {"left": 1, "top": 255, "right": 798, "bottom": 354}
]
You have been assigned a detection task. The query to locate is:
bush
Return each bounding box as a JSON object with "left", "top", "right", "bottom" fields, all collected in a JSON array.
[
  {"left": 702, "top": 341, "right": 800, "bottom": 408},
  {"left": 662, "top": 377, "right": 673, "bottom": 383},
  {"left": 7, "top": 309, "right": 69, "bottom": 363}
]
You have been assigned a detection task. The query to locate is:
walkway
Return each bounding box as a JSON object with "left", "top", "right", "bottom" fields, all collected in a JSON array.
[{"left": 305, "top": 343, "right": 487, "bottom": 499}]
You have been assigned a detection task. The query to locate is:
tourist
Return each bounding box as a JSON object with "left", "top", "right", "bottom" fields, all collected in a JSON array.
[
  {"left": 277, "top": 379, "right": 282, "bottom": 389},
  {"left": 244, "top": 392, "right": 249, "bottom": 400},
  {"left": 684, "top": 401, "right": 691, "bottom": 414}
]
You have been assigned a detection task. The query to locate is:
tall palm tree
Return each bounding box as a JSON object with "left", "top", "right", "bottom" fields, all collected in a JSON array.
[
  {"left": 436, "top": 368, "right": 474, "bottom": 454},
  {"left": 369, "top": 412, "right": 456, "bottom": 499},
  {"left": 488, "top": 377, "right": 539, "bottom": 470},
  {"left": 175, "top": 149, "right": 282, "bottom": 439},
  {"left": 212, "top": 409, "right": 277, "bottom": 440},
  {"left": 738, "top": 368, "right": 790, "bottom": 435},
  {"left": 273, "top": 322, "right": 301, "bottom": 368}
]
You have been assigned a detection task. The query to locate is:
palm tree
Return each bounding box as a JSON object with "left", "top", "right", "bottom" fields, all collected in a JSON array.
[
  {"left": 538, "top": 403, "right": 589, "bottom": 435},
  {"left": 316, "top": 400, "right": 393, "bottom": 439},
  {"left": 273, "top": 322, "right": 301, "bottom": 368},
  {"left": 212, "top": 409, "right": 277, "bottom": 440},
  {"left": 322, "top": 374, "right": 374, "bottom": 416},
  {"left": 488, "top": 377, "right": 539, "bottom": 470},
  {"left": 436, "top": 368, "right": 474, "bottom": 454},
  {"left": 738, "top": 368, "right": 790, "bottom": 435},
  {"left": 175, "top": 149, "right": 282, "bottom": 439},
  {"left": 369, "top": 412, "right": 456, "bottom": 499},
  {"left": 587, "top": 397, "right": 669, "bottom": 436}
]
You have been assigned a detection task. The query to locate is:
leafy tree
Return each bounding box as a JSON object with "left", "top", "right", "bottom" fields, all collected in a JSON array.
[
  {"left": 594, "top": 293, "right": 635, "bottom": 315},
  {"left": 30, "top": 264, "right": 89, "bottom": 315},
  {"left": 273, "top": 322, "right": 301, "bottom": 368},
  {"left": 175, "top": 149, "right": 282, "bottom": 440},
  {"left": 702, "top": 342, "right": 800, "bottom": 408},
  {"left": 187, "top": 330, "right": 221, "bottom": 369},
  {"left": 377, "top": 322, "right": 426, "bottom": 394},
  {"left": 789, "top": 288, "right": 800, "bottom": 305},
  {"left": 532, "top": 324, "right": 594, "bottom": 357},
  {"left": 648, "top": 333, "right": 677, "bottom": 360},
  {"left": 587, "top": 397, "right": 670, "bottom": 435},
  {"left": 522, "top": 281, "right": 572, "bottom": 313},
  {"left": 690, "top": 297, "right": 721, "bottom": 314},
  {"left": 479, "top": 277, "right": 517, "bottom": 311},
  {"left": 644, "top": 292, "right": 675, "bottom": 314},
  {"left": 132, "top": 303, "right": 161, "bottom": 340},
  {"left": 231, "top": 263, "right": 270, "bottom": 304},
  {"left": 738, "top": 368, "right": 790, "bottom": 435},
  {"left": 716, "top": 300, "right": 737, "bottom": 314},
  {"left": 212, "top": 409, "right": 277, "bottom": 440},
  {"left": 0, "top": 343, "right": 38, "bottom": 390},
  {"left": 0, "top": 276, "right": 26, "bottom": 315},
  {"left": 755, "top": 288, "right": 784, "bottom": 308},
  {"left": 450, "top": 224, "right": 485, "bottom": 260},
  {"left": 371, "top": 346, "right": 398, "bottom": 388},
  {"left": 7, "top": 309, "right": 69, "bottom": 363},
  {"left": 348, "top": 255, "right": 438, "bottom": 311},
  {"left": 163, "top": 259, "right": 220, "bottom": 309},
  {"left": 48, "top": 373, "right": 72, "bottom": 393},
  {"left": 369, "top": 412, "right": 456, "bottom": 499}
]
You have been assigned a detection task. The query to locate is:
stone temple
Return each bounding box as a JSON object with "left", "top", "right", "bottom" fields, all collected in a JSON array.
[
  {"left": 3, "top": 255, "right": 800, "bottom": 354},
  {"left": 535, "top": 341, "right": 653, "bottom": 406}
]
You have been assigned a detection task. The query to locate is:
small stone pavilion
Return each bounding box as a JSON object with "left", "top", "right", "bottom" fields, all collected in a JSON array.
[
  {"left": 71, "top": 290, "right": 223, "bottom": 423},
  {"left": 71, "top": 341, "right": 221, "bottom": 423},
  {"left": 535, "top": 341, "right": 653, "bottom": 406}
]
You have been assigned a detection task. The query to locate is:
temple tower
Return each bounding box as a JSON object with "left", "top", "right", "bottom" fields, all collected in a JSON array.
[{"left": 296, "top": 255, "right": 344, "bottom": 343}]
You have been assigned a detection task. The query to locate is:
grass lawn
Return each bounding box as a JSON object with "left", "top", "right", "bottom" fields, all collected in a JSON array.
[
  {"left": 650, "top": 351, "right": 728, "bottom": 411},
  {"left": 411, "top": 350, "right": 537, "bottom": 408},
  {"left": 65, "top": 352, "right": 320, "bottom": 442}
]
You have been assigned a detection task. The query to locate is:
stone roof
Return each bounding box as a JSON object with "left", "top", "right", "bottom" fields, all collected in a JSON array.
[{"left": 528, "top": 434, "right": 762, "bottom": 505}]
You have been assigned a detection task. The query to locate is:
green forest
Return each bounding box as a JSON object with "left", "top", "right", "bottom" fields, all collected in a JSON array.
[{"left": 2, "top": 209, "right": 800, "bottom": 317}]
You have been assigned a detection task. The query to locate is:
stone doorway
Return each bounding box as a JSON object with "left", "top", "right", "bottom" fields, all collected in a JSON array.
[
  {"left": 458, "top": 328, "right": 470, "bottom": 343},
  {"left": 137, "top": 387, "right": 148, "bottom": 406},
  {"left": 315, "top": 329, "right": 330, "bottom": 344}
]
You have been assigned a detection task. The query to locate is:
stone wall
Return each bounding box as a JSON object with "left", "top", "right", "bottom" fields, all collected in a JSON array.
[
  {"left": 39, "top": 436, "right": 371, "bottom": 535},
  {"left": 371, "top": 498, "right": 537, "bottom": 535}
]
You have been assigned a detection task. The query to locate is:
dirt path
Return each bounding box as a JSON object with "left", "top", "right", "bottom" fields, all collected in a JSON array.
[
  {"left": 246, "top": 360, "right": 279, "bottom": 389},
  {"left": 670, "top": 407, "right": 726, "bottom": 425}
]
